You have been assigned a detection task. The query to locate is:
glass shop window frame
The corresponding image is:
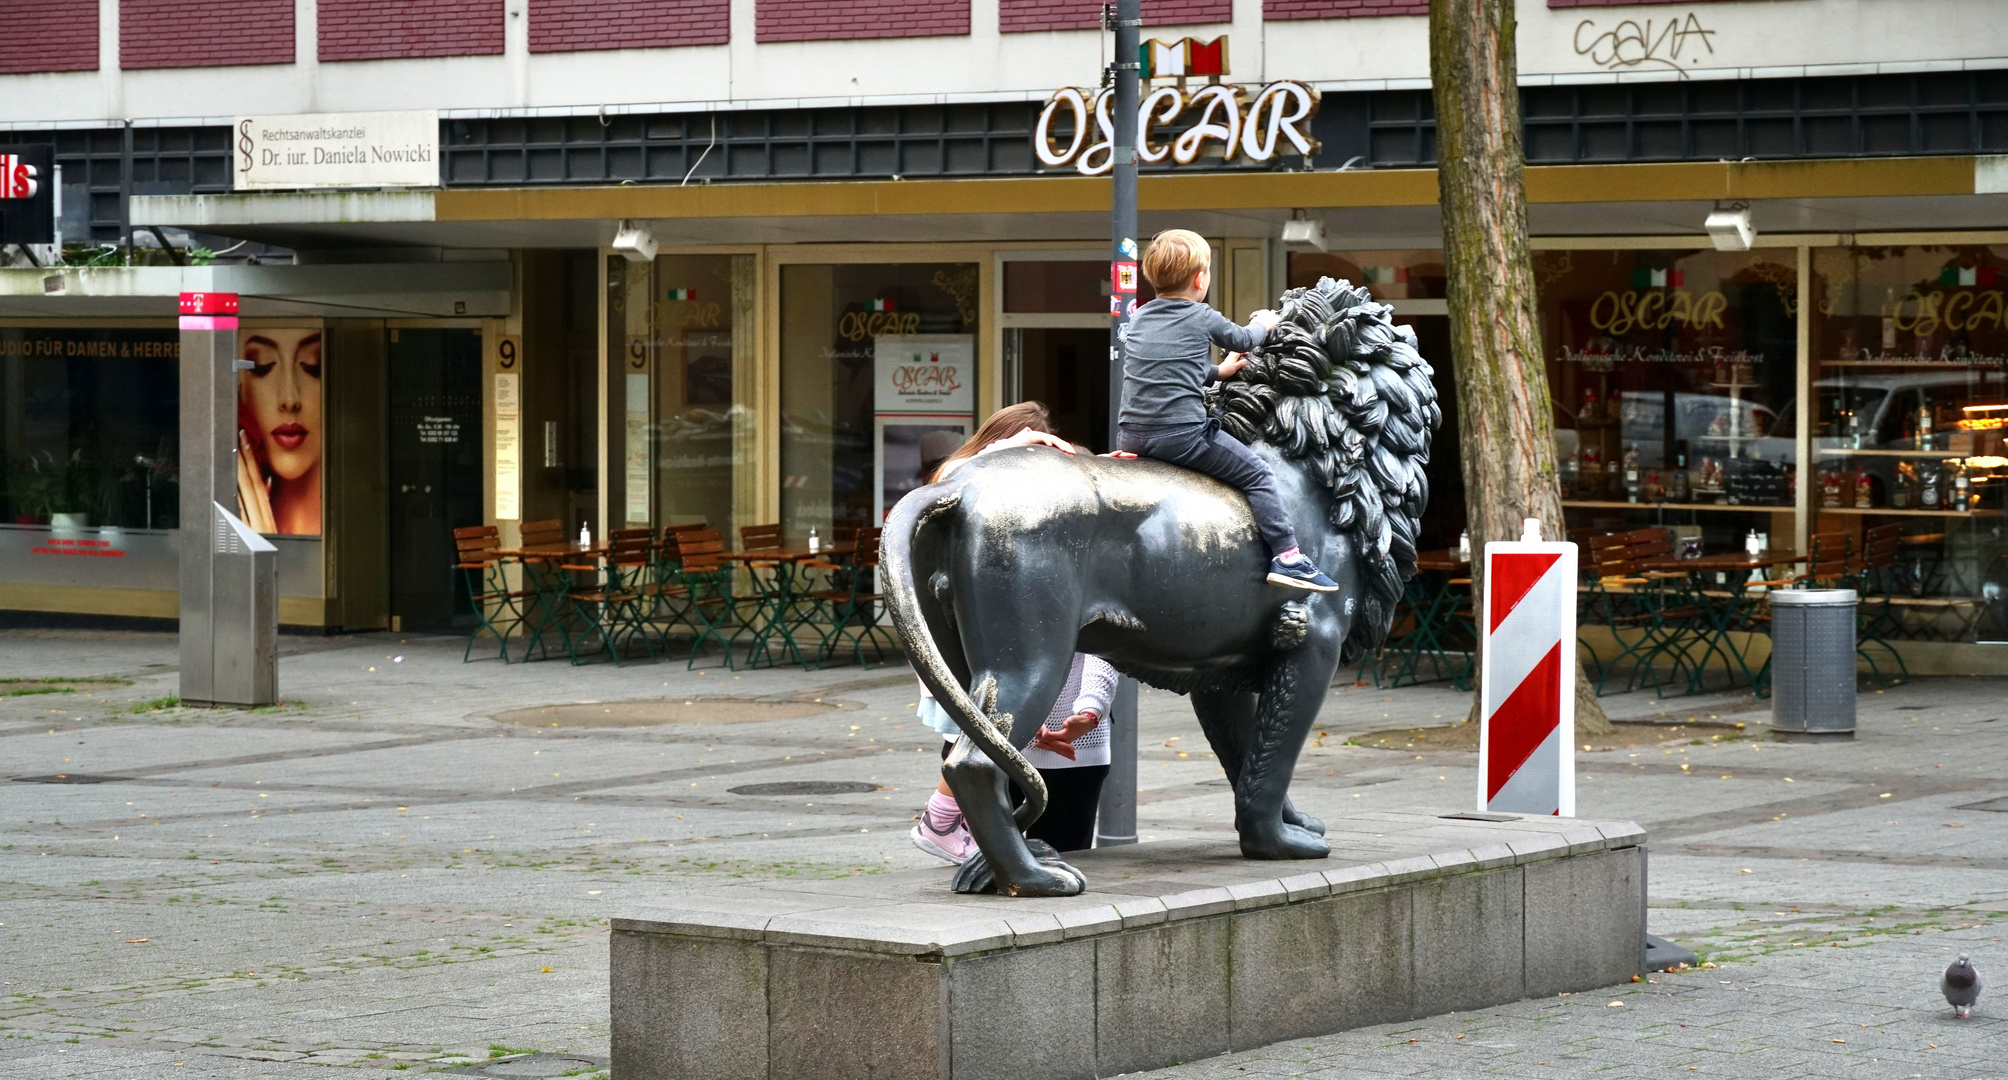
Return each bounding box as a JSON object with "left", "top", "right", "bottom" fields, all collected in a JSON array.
[
  {"left": 775, "top": 254, "right": 987, "bottom": 547},
  {"left": 1807, "top": 242, "right": 2008, "bottom": 643},
  {"left": 1535, "top": 245, "right": 1803, "bottom": 558}
]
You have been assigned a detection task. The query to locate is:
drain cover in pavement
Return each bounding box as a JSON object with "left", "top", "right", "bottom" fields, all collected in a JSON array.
[
  {"left": 490, "top": 698, "right": 833, "bottom": 727},
  {"left": 728, "top": 780, "right": 881, "bottom": 796},
  {"left": 12, "top": 774, "right": 129, "bottom": 784},
  {"left": 451, "top": 1053, "right": 605, "bottom": 1077}
]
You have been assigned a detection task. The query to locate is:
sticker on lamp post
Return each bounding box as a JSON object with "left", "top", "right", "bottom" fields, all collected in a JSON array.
[{"left": 1477, "top": 518, "right": 1577, "bottom": 817}]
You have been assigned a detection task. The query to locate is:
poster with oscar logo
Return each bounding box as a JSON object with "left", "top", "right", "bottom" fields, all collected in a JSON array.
[
  {"left": 235, "top": 328, "right": 323, "bottom": 536},
  {"left": 873, "top": 334, "right": 973, "bottom": 523}
]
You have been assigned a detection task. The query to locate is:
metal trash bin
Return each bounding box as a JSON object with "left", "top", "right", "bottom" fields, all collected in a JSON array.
[{"left": 1768, "top": 588, "right": 1857, "bottom": 740}]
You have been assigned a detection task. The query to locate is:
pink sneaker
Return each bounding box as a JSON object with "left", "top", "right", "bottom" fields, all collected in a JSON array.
[{"left": 911, "top": 815, "right": 978, "bottom": 864}]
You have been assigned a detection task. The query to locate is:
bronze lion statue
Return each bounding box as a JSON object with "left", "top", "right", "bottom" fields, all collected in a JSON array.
[{"left": 882, "top": 277, "right": 1439, "bottom": 896}]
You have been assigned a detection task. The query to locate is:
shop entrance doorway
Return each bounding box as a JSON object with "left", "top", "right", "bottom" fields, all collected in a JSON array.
[
  {"left": 1008, "top": 325, "right": 1112, "bottom": 453},
  {"left": 387, "top": 327, "right": 484, "bottom": 631}
]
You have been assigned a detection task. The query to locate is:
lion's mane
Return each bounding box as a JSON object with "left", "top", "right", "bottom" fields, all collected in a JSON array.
[{"left": 1207, "top": 277, "right": 1441, "bottom": 665}]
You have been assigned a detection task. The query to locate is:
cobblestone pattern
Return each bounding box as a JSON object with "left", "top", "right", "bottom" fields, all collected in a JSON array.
[
  {"left": 0, "top": 0, "right": 99, "bottom": 73},
  {"left": 529, "top": 0, "right": 729, "bottom": 53},
  {"left": 754, "top": 0, "right": 969, "bottom": 43},
  {"left": 1, "top": 629, "right": 2005, "bottom": 1077},
  {"left": 120, "top": 0, "right": 293, "bottom": 69},
  {"left": 318, "top": 0, "right": 503, "bottom": 61},
  {"left": 1000, "top": 0, "right": 1232, "bottom": 33}
]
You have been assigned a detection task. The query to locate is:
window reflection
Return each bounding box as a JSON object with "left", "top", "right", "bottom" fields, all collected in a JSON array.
[
  {"left": 1539, "top": 249, "right": 1797, "bottom": 550},
  {"left": 1811, "top": 244, "right": 2008, "bottom": 641},
  {"left": 780, "top": 262, "right": 979, "bottom": 540},
  {"left": 648, "top": 254, "right": 755, "bottom": 536}
]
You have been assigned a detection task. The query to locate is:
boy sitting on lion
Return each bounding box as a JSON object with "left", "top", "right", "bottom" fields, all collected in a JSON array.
[{"left": 1119, "top": 229, "right": 1339, "bottom": 593}]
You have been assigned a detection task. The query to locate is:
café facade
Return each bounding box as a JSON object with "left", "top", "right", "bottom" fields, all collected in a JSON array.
[{"left": 4, "top": 0, "right": 2008, "bottom": 670}]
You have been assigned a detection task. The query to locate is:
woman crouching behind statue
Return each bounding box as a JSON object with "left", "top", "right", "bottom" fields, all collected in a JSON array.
[{"left": 907, "top": 402, "right": 1122, "bottom": 863}]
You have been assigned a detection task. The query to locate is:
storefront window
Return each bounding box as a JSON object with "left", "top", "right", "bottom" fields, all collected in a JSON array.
[
  {"left": 1, "top": 327, "right": 180, "bottom": 530},
  {"left": 646, "top": 254, "right": 756, "bottom": 536},
  {"left": 1810, "top": 244, "right": 2008, "bottom": 640},
  {"left": 780, "top": 262, "right": 979, "bottom": 541},
  {"left": 1539, "top": 249, "right": 1798, "bottom": 551},
  {"left": 1289, "top": 250, "right": 1446, "bottom": 301}
]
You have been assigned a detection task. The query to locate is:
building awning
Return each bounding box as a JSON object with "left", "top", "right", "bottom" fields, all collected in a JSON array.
[
  {"left": 0, "top": 260, "right": 511, "bottom": 318},
  {"left": 124, "top": 155, "right": 2008, "bottom": 252}
]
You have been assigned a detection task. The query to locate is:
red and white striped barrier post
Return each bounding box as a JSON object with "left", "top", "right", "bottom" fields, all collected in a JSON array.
[{"left": 1478, "top": 517, "right": 1578, "bottom": 816}]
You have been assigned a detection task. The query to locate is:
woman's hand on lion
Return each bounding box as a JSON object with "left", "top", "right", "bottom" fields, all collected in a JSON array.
[{"left": 981, "top": 428, "right": 1076, "bottom": 456}]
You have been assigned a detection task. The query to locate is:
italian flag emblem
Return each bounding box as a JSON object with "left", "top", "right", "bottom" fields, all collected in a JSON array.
[
  {"left": 666, "top": 288, "right": 696, "bottom": 300},
  {"left": 868, "top": 298, "right": 896, "bottom": 311}
]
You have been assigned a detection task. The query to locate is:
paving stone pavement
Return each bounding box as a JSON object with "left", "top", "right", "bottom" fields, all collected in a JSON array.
[{"left": 2, "top": 627, "right": 2006, "bottom": 1078}]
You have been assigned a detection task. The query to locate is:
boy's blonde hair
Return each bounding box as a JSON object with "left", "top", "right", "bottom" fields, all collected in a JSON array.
[{"left": 1142, "top": 229, "right": 1210, "bottom": 292}]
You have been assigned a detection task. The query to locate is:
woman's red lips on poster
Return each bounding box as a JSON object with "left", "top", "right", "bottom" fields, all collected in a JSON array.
[{"left": 270, "top": 424, "right": 308, "bottom": 450}]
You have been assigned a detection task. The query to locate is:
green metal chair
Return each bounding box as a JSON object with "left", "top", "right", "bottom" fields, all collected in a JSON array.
[
  {"left": 561, "top": 529, "right": 657, "bottom": 666},
  {"left": 1852, "top": 523, "right": 1909, "bottom": 687},
  {"left": 665, "top": 528, "right": 739, "bottom": 669},
  {"left": 455, "top": 524, "right": 523, "bottom": 663},
  {"left": 803, "top": 527, "right": 892, "bottom": 669}
]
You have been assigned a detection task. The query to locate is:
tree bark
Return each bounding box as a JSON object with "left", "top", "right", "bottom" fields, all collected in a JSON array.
[{"left": 1429, "top": 0, "right": 1612, "bottom": 735}]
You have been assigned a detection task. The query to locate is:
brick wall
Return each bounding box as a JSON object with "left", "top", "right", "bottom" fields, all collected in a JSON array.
[
  {"left": 531, "top": 0, "right": 728, "bottom": 52},
  {"left": 122, "top": 0, "right": 292, "bottom": 68},
  {"left": 320, "top": 0, "right": 504, "bottom": 61},
  {"left": 1264, "top": 0, "right": 1426, "bottom": 19},
  {"left": 0, "top": 0, "right": 98, "bottom": 73},
  {"left": 1002, "top": 0, "right": 1231, "bottom": 32},
  {"left": 755, "top": 0, "right": 969, "bottom": 42}
]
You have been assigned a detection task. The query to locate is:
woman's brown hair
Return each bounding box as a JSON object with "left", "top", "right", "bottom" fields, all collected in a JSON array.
[{"left": 929, "top": 401, "right": 1055, "bottom": 483}]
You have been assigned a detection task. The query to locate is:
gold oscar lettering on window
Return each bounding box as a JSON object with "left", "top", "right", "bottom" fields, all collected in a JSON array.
[
  {"left": 1587, "top": 290, "right": 1728, "bottom": 336},
  {"left": 1893, "top": 288, "right": 2006, "bottom": 336},
  {"left": 838, "top": 310, "right": 922, "bottom": 342}
]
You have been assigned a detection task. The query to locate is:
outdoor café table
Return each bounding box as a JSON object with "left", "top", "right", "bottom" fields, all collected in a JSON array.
[
  {"left": 719, "top": 544, "right": 856, "bottom": 669},
  {"left": 1637, "top": 549, "right": 1801, "bottom": 694},
  {"left": 492, "top": 542, "right": 605, "bottom": 662},
  {"left": 1367, "top": 548, "right": 1473, "bottom": 689}
]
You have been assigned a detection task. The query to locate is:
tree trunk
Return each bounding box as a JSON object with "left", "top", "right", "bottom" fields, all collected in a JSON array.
[{"left": 1429, "top": 0, "right": 1612, "bottom": 736}]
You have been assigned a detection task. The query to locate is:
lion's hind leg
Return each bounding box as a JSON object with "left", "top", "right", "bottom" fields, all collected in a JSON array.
[{"left": 941, "top": 652, "right": 1085, "bottom": 896}]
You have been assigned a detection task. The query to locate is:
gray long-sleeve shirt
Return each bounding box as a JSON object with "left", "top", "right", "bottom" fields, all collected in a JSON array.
[{"left": 1118, "top": 297, "right": 1267, "bottom": 430}]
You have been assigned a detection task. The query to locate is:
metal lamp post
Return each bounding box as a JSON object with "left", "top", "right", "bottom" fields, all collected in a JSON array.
[{"left": 1097, "top": 0, "right": 1142, "bottom": 848}]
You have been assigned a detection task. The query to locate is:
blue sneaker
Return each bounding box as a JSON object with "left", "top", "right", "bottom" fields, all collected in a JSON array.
[{"left": 1268, "top": 554, "right": 1339, "bottom": 592}]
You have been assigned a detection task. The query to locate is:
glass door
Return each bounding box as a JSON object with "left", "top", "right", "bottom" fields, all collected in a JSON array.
[{"left": 387, "top": 327, "right": 483, "bottom": 631}]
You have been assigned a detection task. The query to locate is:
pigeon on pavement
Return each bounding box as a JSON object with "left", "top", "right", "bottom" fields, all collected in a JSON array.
[{"left": 1944, "top": 953, "right": 1982, "bottom": 1019}]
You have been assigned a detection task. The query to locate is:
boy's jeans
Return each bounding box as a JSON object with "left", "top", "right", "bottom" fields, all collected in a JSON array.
[{"left": 1117, "top": 418, "right": 1297, "bottom": 556}]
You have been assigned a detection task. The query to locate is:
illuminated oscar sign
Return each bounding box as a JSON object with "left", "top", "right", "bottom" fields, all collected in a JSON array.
[{"left": 1034, "top": 81, "right": 1321, "bottom": 176}]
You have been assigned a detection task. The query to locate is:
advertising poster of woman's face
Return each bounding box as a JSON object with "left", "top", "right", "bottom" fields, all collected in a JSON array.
[{"left": 235, "top": 328, "right": 323, "bottom": 536}]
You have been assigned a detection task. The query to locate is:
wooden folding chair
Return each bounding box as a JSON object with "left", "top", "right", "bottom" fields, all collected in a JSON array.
[
  {"left": 561, "top": 529, "right": 657, "bottom": 665},
  {"left": 454, "top": 524, "right": 523, "bottom": 663},
  {"left": 804, "top": 527, "right": 892, "bottom": 669}
]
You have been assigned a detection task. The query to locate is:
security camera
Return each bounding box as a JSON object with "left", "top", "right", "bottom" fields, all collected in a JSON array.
[
  {"left": 1704, "top": 206, "right": 1755, "bottom": 252},
  {"left": 1281, "top": 218, "right": 1328, "bottom": 251},
  {"left": 611, "top": 220, "right": 657, "bottom": 263}
]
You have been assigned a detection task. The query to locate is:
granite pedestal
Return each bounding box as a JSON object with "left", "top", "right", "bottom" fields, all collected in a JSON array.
[{"left": 611, "top": 811, "right": 1646, "bottom": 1080}]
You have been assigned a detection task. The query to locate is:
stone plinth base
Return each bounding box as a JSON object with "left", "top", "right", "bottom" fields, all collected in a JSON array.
[{"left": 611, "top": 811, "right": 1646, "bottom": 1080}]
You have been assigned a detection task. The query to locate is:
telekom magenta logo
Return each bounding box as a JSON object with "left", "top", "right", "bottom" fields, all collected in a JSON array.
[{"left": 0, "top": 154, "right": 39, "bottom": 200}]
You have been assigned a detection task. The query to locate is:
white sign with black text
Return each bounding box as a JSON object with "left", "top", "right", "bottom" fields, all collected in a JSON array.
[{"left": 233, "top": 110, "right": 440, "bottom": 191}]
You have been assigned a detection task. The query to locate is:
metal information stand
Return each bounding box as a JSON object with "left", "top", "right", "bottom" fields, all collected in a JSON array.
[{"left": 178, "top": 291, "right": 279, "bottom": 707}]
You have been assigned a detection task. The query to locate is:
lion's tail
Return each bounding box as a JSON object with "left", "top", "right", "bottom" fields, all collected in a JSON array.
[{"left": 880, "top": 478, "right": 1048, "bottom": 829}]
